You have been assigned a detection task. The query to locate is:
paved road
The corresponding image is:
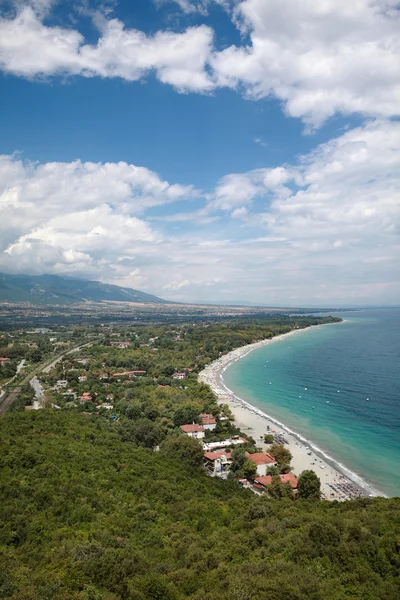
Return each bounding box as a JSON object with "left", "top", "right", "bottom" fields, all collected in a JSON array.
[{"left": 0, "top": 341, "right": 92, "bottom": 415}]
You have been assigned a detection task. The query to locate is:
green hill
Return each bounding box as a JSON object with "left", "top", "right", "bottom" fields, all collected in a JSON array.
[
  {"left": 1, "top": 411, "right": 399, "bottom": 600},
  {"left": 0, "top": 273, "right": 168, "bottom": 305}
]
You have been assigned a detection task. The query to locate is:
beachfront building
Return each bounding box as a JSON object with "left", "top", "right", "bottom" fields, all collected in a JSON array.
[
  {"left": 254, "top": 473, "right": 298, "bottom": 490},
  {"left": 204, "top": 450, "right": 232, "bottom": 474},
  {"left": 246, "top": 452, "right": 277, "bottom": 477},
  {"left": 203, "top": 436, "right": 248, "bottom": 452},
  {"left": 180, "top": 424, "right": 205, "bottom": 439},
  {"left": 199, "top": 413, "right": 217, "bottom": 431}
]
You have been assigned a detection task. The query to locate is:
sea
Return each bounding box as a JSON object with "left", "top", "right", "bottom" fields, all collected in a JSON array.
[{"left": 223, "top": 308, "right": 400, "bottom": 497}]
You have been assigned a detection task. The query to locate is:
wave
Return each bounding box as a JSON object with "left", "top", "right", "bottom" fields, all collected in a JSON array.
[{"left": 219, "top": 370, "right": 385, "bottom": 498}]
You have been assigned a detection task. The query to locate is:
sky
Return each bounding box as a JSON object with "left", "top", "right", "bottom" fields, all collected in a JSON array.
[{"left": 0, "top": 0, "right": 399, "bottom": 306}]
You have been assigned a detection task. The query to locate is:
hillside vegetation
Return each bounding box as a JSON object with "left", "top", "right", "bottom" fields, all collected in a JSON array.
[
  {"left": 0, "top": 274, "right": 167, "bottom": 305},
  {"left": 1, "top": 411, "right": 399, "bottom": 600}
]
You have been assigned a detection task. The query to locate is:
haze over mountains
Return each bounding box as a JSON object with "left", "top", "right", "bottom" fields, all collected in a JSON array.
[{"left": 0, "top": 273, "right": 168, "bottom": 305}]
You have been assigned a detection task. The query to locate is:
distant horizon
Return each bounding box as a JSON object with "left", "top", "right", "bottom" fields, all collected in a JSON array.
[
  {"left": 1, "top": 270, "right": 398, "bottom": 310},
  {"left": 1, "top": 1, "right": 398, "bottom": 306}
]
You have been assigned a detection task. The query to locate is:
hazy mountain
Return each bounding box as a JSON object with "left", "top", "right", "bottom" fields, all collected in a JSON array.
[{"left": 0, "top": 273, "right": 168, "bottom": 305}]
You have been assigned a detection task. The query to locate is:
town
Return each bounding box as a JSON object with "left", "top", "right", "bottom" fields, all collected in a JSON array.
[{"left": 1, "top": 316, "right": 339, "bottom": 498}]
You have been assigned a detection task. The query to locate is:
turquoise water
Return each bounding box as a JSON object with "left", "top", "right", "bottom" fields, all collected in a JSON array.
[{"left": 223, "top": 309, "right": 400, "bottom": 497}]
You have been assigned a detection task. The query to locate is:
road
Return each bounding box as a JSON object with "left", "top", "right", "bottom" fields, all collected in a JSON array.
[
  {"left": 30, "top": 376, "right": 44, "bottom": 409},
  {"left": 0, "top": 341, "right": 92, "bottom": 415}
]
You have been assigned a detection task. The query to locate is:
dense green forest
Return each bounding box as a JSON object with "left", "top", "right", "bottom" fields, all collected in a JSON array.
[{"left": 1, "top": 411, "right": 399, "bottom": 600}]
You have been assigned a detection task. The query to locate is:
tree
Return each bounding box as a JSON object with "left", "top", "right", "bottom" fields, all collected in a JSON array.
[
  {"left": 43, "top": 389, "right": 55, "bottom": 409},
  {"left": 266, "top": 465, "right": 280, "bottom": 476},
  {"left": 161, "top": 435, "right": 204, "bottom": 468},
  {"left": 268, "top": 443, "right": 292, "bottom": 467},
  {"left": 268, "top": 477, "right": 294, "bottom": 499},
  {"left": 173, "top": 405, "right": 199, "bottom": 427},
  {"left": 29, "top": 349, "right": 42, "bottom": 363},
  {"left": 243, "top": 459, "right": 257, "bottom": 480},
  {"left": 298, "top": 470, "right": 321, "bottom": 499},
  {"left": 230, "top": 446, "right": 247, "bottom": 474},
  {"left": 120, "top": 419, "right": 163, "bottom": 449},
  {"left": 264, "top": 433, "right": 274, "bottom": 444}
]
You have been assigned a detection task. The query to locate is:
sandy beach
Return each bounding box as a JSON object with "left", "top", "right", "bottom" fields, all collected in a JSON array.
[{"left": 199, "top": 326, "right": 380, "bottom": 501}]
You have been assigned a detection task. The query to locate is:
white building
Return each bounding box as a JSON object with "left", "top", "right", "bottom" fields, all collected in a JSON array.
[
  {"left": 246, "top": 452, "right": 277, "bottom": 477},
  {"left": 180, "top": 424, "right": 205, "bottom": 439},
  {"left": 199, "top": 413, "right": 217, "bottom": 431}
]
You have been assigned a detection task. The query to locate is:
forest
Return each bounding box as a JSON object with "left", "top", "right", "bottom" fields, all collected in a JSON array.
[{"left": 1, "top": 411, "right": 399, "bottom": 600}]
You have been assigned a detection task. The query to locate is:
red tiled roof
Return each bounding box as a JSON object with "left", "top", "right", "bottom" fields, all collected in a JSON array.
[
  {"left": 246, "top": 452, "right": 277, "bottom": 465},
  {"left": 280, "top": 473, "right": 298, "bottom": 489},
  {"left": 0, "top": 357, "right": 10, "bottom": 361},
  {"left": 180, "top": 424, "right": 204, "bottom": 433},
  {"left": 254, "top": 475, "right": 273, "bottom": 486},
  {"left": 204, "top": 451, "right": 232, "bottom": 461},
  {"left": 200, "top": 413, "right": 216, "bottom": 425},
  {"left": 255, "top": 473, "right": 298, "bottom": 489}
]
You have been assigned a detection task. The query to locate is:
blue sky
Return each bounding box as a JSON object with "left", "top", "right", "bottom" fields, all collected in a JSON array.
[{"left": 0, "top": 0, "right": 399, "bottom": 306}]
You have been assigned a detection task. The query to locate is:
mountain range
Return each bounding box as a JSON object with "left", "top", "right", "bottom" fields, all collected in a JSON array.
[{"left": 0, "top": 273, "right": 168, "bottom": 305}]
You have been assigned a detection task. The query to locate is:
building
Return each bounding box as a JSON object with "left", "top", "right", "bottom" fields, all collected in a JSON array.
[
  {"left": 180, "top": 424, "right": 205, "bottom": 439},
  {"left": 97, "top": 403, "right": 114, "bottom": 410},
  {"left": 202, "top": 437, "right": 248, "bottom": 452},
  {"left": 172, "top": 372, "right": 186, "bottom": 379},
  {"left": 78, "top": 375, "right": 87, "bottom": 382},
  {"left": 204, "top": 450, "right": 232, "bottom": 474},
  {"left": 0, "top": 357, "right": 10, "bottom": 366},
  {"left": 76, "top": 358, "right": 91, "bottom": 365},
  {"left": 112, "top": 370, "right": 147, "bottom": 378},
  {"left": 246, "top": 452, "right": 277, "bottom": 477},
  {"left": 78, "top": 392, "right": 93, "bottom": 403},
  {"left": 55, "top": 379, "right": 68, "bottom": 389},
  {"left": 254, "top": 473, "right": 298, "bottom": 490},
  {"left": 199, "top": 413, "right": 217, "bottom": 431},
  {"left": 110, "top": 341, "right": 131, "bottom": 348}
]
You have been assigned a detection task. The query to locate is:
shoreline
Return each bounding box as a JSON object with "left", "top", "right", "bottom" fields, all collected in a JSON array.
[{"left": 199, "top": 324, "right": 385, "bottom": 501}]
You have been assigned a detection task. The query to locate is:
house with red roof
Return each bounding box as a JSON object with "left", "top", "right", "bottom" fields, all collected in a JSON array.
[
  {"left": 0, "top": 357, "right": 10, "bottom": 366},
  {"left": 204, "top": 450, "right": 232, "bottom": 474},
  {"left": 199, "top": 413, "right": 217, "bottom": 431},
  {"left": 78, "top": 392, "right": 93, "bottom": 403},
  {"left": 246, "top": 452, "right": 277, "bottom": 476},
  {"left": 180, "top": 423, "right": 205, "bottom": 439},
  {"left": 172, "top": 372, "right": 186, "bottom": 379},
  {"left": 254, "top": 472, "right": 298, "bottom": 490}
]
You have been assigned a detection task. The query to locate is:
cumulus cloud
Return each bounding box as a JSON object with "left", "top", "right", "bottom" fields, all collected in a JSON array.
[
  {"left": 0, "top": 155, "right": 195, "bottom": 282},
  {"left": 212, "top": 0, "right": 400, "bottom": 126},
  {"left": 1, "top": 120, "right": 399, "bottom": 304},
  {"left": 1, "top": 1, "right": 400, "bottom": 125},
  {"left": 0, "top": 6, "right": 214, "bottom": 92}
]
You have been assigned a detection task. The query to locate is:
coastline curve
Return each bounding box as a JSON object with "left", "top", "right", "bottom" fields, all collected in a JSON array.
[{"left": 199, "top": 323, "right": 385, "bottom": 500}]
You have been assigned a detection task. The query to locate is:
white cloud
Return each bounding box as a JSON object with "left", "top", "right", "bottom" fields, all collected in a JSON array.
[
  {"left": 0, "top": 6, "right": 214, "bottom": 92},
  {"left": 211, "top": 0, "right": 400, "bottom": 126},
  {"left": 156, "top": 0, "right": 210, "bottom": 14},
  {"left": 1, "top": 2, "right": 400, "bottom": 126},
  {"left": 0, "top": 120, "right": 399, "bottom": 305},
  {"left": 0, "top": 154, "right": 195, "bottom": 282}
]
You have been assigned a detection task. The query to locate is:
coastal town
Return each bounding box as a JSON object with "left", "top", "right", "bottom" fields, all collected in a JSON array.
[{"left": 0, "top": 314, "right": 372, "bottom": 501}]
